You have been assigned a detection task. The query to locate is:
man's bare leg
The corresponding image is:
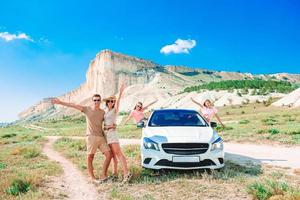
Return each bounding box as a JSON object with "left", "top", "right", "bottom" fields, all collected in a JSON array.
[
  {"left": 100, "top": 151, "right": 112, "bottom": 179},
  {"left": 87, "top": 154, "right": 96, "bottom": 179}
]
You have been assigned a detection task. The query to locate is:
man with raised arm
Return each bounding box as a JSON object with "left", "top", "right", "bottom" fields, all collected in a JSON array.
[{"left": 51, "top": 94, "right": 112, "bottom": 183}]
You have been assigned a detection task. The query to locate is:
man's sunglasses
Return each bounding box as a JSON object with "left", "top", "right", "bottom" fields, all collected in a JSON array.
[{"left": 93, "top": 99, "right": 101, "bottom": 102}]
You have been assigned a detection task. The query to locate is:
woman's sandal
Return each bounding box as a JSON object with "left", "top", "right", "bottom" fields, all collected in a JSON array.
[
  {"left": 107, "top": 174, "right": 118, "bottom": 182},
  {"left": 121, "top": 173, "right": 132, "bottom": 184},
  {"left": 98, "top": 177, "right": 110, "bottom": 184}
]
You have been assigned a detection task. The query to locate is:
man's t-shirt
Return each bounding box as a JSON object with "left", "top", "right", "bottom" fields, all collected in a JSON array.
[{"left": 82, "top": 106, "right": 105, "bottom": 137}]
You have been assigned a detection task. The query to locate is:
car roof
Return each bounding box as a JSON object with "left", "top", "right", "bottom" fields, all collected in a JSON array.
[{"left": 152, "top": 108, "right": 198, "bottom": 112}]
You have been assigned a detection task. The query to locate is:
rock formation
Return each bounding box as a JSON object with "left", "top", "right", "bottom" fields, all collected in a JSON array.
[
  {"left": 272, "top": 88, "right": 300, "bottom": 108},
  {"left": 18, "top": 49, "right": 300, "bottom": 122}
]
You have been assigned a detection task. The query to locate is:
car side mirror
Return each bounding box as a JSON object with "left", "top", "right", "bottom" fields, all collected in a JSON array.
[
  {"left": 210, "top": 122, "right": 217, "bottom": 128},
  {"left": 137, "top": 121, "right": 147, "bottom": 128},
  {"left": 137, "top": 123, "right": 145, "bottom": 128}
]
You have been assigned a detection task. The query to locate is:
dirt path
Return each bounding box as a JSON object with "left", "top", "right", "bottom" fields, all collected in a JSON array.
[
  {"left": 43, "top": 136, "right": 104, "bottom": 200},
  {"left": 225, "top": 143, "right": 300, "bottom": 169}
]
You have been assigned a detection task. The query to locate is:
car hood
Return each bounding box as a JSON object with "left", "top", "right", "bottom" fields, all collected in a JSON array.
[{"left": 143, "top": 126, "right": 214, "bottom": 143}]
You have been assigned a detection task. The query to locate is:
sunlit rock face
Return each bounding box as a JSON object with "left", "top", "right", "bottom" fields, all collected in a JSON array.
[{"left": 18, "top": 49, "right": 300, "bottom": 122}]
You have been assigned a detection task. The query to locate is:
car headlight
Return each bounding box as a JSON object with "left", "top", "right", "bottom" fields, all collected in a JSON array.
[
  {"left": 211, "top": 137, "right": 223, "bottom": 151},
  {"left": 143, "top": 137, "right": 160, "bottom": 151}
]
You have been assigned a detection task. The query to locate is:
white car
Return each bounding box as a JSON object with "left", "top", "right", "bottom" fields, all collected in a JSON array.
[{"left": 141, "top": 109, "right": 224, "bottom": 170}]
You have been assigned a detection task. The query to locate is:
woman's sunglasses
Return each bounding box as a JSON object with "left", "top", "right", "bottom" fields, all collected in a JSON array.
[{"left": 107, "top": 100, "right": 115, "bottom": 103}]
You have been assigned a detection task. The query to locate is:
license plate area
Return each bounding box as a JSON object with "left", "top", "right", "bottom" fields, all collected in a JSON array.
[{"left": 172, "top": 156, "right": 200, "bottom": 163}]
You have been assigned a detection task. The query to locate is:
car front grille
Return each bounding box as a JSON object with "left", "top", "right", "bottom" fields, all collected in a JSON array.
[{"left": 161, "top": 143, "right": 209, "bottom": 155}]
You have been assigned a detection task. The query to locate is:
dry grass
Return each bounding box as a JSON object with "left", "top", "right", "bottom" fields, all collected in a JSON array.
[
  {"left": 218, "top": 103, "right": 300, "bottom": 145},
  {"left": 53, "top": 138, "right": 300, "bottom": 200},
  {"left": 0, "top": 126, "right": 62, "bottom": 200},
  {"left": 30, "top": 102, "right": 300, "bottom": 145}
]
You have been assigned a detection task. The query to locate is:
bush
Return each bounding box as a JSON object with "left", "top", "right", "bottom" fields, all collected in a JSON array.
[
  {"left": 11, "top": 146, "right": 41, "bottom": 158},
  {"left": 183, "top": 80, "right": 297, "bottom": 94},
  {"left": 285, "top": 131, "right": 300, "bottom": 135},
  {"left": 262, "top": 118, "right": 278, "bottom": 126},
  {"left": 268, "top": 128, "right": 280, "bottom": 135},
  {"left": 6, "top": 179, "right": 31, "bottom": 196},
  {"left": 263, "top": 97, "right": 273, "bottom": 107},
  {"left": 0, "top": 162, "right": 7, "bottom": 169},
  {"left": 247, "top": 179, "right": 299, "bottom": 200},
  {"left": 1, "top": 133, "right": 17, "bottom": 138},
  {"left": 239, "top": 120, "right": 250, "bottom": 124},
  {"left": 119, "top": 111, "right": 129, "bottom": 116},
  {"left": 247, "top": 181, "right": 272, "bottom": 200},
  {"left": 216, "top": 126, "right": 233, "bottom": 132},
  {"left": 257, "top": 129, "right": 265, "bottom": 134},
  {"left": 56, "top": 138, "right": 86, "bottom": 151},
  {"left": 70, "top": 140, "right": 86, "bottom": 151},
  {"left": 22, "top": 147, "right": 41, "bottom": 158}
]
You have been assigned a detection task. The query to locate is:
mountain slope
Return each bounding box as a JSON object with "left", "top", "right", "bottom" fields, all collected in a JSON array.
[{"left": 18, "top": 50, "right": 300, "bottom": 122}]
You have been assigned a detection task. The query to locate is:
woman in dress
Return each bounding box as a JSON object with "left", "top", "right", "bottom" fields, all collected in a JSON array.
[
  {"left": 103, "top": 83, "right": 132, "bottom": 183},
  {"left": 191, "top": 97, "right": 225, "bottom": 127}
]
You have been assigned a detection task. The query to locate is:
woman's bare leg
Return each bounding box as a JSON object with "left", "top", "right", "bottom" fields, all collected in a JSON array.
[
  {"left": 109, "top": 144, "right": 118, "bottom": 175},
  {"left": 110, "top": 143, "right": 129, "bottom": 175}
]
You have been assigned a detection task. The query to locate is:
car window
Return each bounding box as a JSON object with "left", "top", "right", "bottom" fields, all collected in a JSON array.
[{"left": 149, "top": 110, "right": 208, "bottom": 127}]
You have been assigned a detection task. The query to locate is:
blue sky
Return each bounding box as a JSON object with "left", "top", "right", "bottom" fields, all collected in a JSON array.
[{"left": 0, "top": 0, "right": 299, "bottom": 122}]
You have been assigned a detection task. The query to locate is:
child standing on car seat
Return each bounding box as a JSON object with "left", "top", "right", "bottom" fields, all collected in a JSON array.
[
  {"left": 123, "top": 99, "right": 158, "bottom": 127},
  {"left": 191, "top": 98, "right": 225, "bottom": 127}
]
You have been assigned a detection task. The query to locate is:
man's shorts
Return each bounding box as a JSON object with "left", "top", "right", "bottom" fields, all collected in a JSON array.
[{"left": 86, "top": 135, "right": 110, "bottom": 155}]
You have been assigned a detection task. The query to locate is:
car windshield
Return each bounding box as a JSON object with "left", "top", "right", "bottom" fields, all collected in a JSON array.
[{"left": 148, "top": 110, "right": 208, "bottom": 127}]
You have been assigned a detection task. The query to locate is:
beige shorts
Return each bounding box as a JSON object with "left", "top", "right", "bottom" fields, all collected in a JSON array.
[
  {"left": 86, "top": 135, "right": 110, "bottom": 155},
  {"left": 104, "top": 130, "right": 119, "bottom": 144}
]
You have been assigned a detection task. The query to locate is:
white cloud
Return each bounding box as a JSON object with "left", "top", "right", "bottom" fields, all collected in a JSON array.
[
  {"left": 160, "top": 39, "right": 196, "bottom": 54},
  {"left": 0, "top": 31, "right": 33, "bottom": 42}
]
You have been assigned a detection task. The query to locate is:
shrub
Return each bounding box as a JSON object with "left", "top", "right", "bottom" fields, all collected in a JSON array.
[
  {"left": 262, "top": 118, "right": 278, "bottom": 126},
  {"left": 70, "top": 140, "right": 86, "bottom": 151},
  {"left": 247, "top": 179, "right": 299, "bottom": 200},
  {"left": 183, "top": 80, "right": 297, "bottom": 94},
  {"left": 1, "top": 133, "right": 17, "bottom": 138},
  {"left": 268, "top": 128, "right": 280, "bottom": 135},
  {"left": 0, "top": 163, "right": 6, "bottom": 169},
  {"left": 56, "top": 138, "right": 86, "bottom": 151},
  {"left": 285, "top": 131, "right": 300, "bottom": 135},
  {"left": 11, "top": 146, "right": 41, "bottom": 158},
  {"left": 6, "top": 179, "right": 31, "bottom": 196},
  {"left": 239, "top": 120, "right": 250, "bottom": 124},
  {"left": 216, "top": 126, "right": 233, "bottom": 132},
  {"left": 263, "top": 97, "right": 273, "bottom": 107},
  {"left": 119, "top": 111, "right": 129, "bottom": 116},
  {"left": 241, "top": 88, "right": 249, "bottom": 95},
  {"left": 22, "top": 147, "right": 41, "bottom": 158},
  {"left": 247, "top": 181, "right": 272, "bottom": 200},
  {"left": 257, "top": 129, "right": 265, "bottom": 134}
]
